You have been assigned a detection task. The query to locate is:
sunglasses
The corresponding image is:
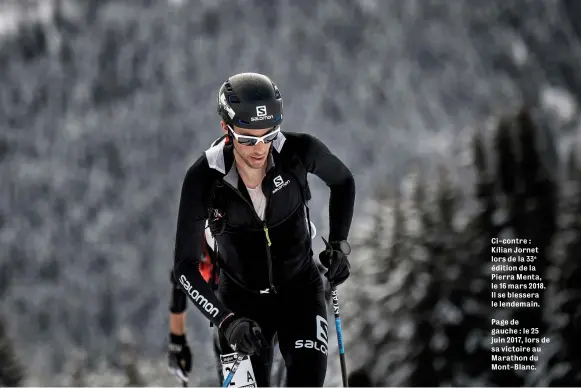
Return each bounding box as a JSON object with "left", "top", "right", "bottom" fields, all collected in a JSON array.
[{"left": 227, "top": 125, "right": 281, "bottom": 146}]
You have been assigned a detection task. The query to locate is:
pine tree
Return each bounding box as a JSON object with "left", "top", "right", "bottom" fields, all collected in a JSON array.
[
  {"left": 0, "top": 316, "right": 25, "bottom": 387},
  {"left": 344, "top": 108, "right": 570, "bottom": 385},
  {"left": 406, "top": 168, "right": 448, "bottom": 387},
  {"left": 357, "top": 178, "right": 420, "bottom": 386},
  {"left": 544, "top": 144, "right": 581, "bottom": 386}
]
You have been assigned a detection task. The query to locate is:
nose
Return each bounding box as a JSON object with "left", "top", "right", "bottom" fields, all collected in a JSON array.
[{"left": 254, "top": 141, "right": 269, "bottom": 153}]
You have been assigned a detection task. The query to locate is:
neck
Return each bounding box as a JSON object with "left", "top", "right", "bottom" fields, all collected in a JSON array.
[{"left": 234, "top": 153, "right": 266, "bottom": 189}]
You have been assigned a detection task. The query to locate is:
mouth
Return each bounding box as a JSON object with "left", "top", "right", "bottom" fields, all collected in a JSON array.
[{"left": 250, "top": 155, "right": 266, "bottom": 161}]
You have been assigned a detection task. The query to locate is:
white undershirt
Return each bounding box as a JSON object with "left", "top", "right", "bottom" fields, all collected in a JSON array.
[{"left": 246, "top": 183, "right": 267, "bottom": 220}]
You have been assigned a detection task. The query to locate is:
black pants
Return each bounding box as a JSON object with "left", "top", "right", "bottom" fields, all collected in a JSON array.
[
  {"left": 213, "top": 329, "right": 225, "bottom": 383},
  {"left": 217, "top": 267, "right": 328, "bottom": 387}
]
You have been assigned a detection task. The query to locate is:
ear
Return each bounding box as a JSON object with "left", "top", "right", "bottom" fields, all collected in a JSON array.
[
  {"left": 220, "top": 121, "right": 228, "bottom": 134},
  {"left": 221, "top": 121, "right": 233, "bottom": 145}
]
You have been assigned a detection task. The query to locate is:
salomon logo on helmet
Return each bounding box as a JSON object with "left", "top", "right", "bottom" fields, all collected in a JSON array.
[
  {"left": 251, "top": 105, "right": 274, "bottom": 122},
  {"left": 256, "top": 106, "right": 267, "bottom": 116}
]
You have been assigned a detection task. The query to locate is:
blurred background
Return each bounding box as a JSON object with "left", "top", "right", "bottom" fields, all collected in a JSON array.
[{"left": 1, "top": 0, "right": 581, "bottom": 386}]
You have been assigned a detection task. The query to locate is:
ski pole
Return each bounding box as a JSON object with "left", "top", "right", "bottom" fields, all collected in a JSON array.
[
  {"left": 331, "top": 287, "right": 349, "bottom": 387},
  {"left": 222, "top": 353, "right": 245, "bottom": 388}
]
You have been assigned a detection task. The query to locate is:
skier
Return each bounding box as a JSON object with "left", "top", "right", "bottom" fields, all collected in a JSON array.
[{"left": 172, "top": 72, "right": 355, "bottom": 387}]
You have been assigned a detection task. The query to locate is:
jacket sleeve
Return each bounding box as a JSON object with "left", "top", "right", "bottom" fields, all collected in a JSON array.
[
  {"left": 169, "top": 269, "right": 187, "bottom": 314},
  {"left": 298, "top": 134, "right": 356, "bottom": 242},
  {"left": 173, "top": 159, "right": 232, "bottom": 326}
]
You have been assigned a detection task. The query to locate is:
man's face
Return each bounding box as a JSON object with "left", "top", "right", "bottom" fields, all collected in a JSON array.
[{"left": 230, "top": 125, "right": 274, "bottom": 170}]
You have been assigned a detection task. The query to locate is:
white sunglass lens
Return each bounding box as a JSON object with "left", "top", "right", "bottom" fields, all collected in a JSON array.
[{"left": 232, "top": 127, "right": 279, "bottom": 145}]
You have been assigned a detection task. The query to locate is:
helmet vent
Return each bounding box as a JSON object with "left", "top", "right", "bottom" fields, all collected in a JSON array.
[
  {"left": 274, "top": 89, "right": 281, "bottom": 99},
  {"left": 228, "top": 95, "right": 240, "bottom": 104},
  {"left": 225, "top": 83, "right": 233, "bottom": 92}
]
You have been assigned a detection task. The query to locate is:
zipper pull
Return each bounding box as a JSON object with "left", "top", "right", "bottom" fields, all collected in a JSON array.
[{"left": 263, "top": 225, "right": 272, "bottom": 246}]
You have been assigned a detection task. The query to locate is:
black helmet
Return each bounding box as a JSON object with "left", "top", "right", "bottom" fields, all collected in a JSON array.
[{"left": 217, "top": 72, "right": 283, "bottom": 130}]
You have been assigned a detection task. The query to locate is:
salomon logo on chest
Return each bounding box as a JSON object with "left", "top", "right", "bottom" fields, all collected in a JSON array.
[{"left": 272, "top": 175, "right": 290, "bottom": 194}]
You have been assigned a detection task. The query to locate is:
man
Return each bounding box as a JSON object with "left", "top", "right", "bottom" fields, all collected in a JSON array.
[{"left": 172, "top": 72, "right": 355, "bottom": 387}]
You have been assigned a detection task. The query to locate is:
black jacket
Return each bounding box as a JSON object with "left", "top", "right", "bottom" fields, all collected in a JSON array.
[{"left": 173, "top": 131, "right": 355, "bottom": 326}]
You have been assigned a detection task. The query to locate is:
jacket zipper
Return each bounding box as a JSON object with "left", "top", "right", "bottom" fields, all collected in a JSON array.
[{"left": 221, "top": 179, "right": 277, "bottom": 294}]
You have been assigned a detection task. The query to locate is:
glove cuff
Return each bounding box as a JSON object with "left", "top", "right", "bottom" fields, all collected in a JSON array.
[
  {"left": 218, "top": 312, "right": 236, "bottom": 331},
  {"left": 170, "top": 333, "right": 187, "bottom": 345},
  {"left": 329, "top": 241, "right": 342, "bottom": 251}
]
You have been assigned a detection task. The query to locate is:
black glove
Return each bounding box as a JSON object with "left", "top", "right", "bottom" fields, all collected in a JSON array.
[
  {"left": 319, "top": 238, "right": 351, "bottom": 287},
  {"left": 219, "top": 313, "right": 267, "bottom": 356},
  {"left": 317, "top": 263, "right": 332, "bottom": 302},
  {"left": 168, "top": 334, "right": 192, "bottom": 383}
]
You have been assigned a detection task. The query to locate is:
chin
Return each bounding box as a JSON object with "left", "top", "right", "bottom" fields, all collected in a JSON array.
[{"left": 246, "top": 156, "right": 267, "bottom": 169}]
